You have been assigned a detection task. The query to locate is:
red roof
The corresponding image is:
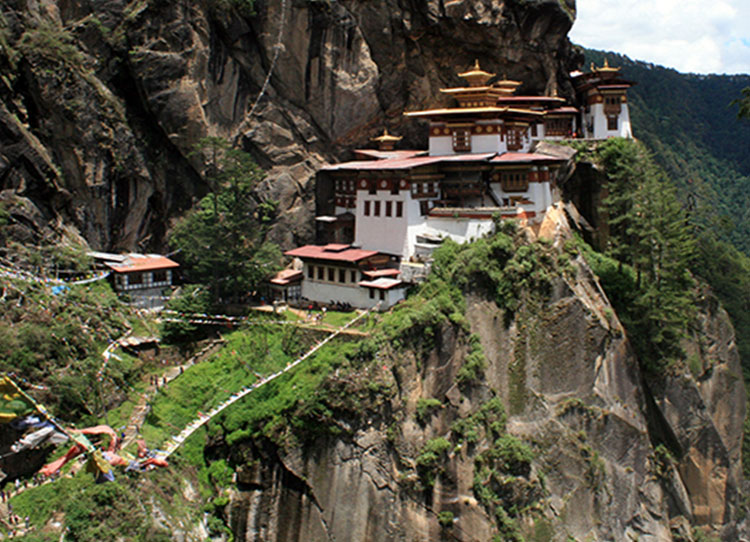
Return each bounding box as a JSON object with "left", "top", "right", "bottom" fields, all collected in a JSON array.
[
  {"left": 353, "top": 149, "right": 427, "bottom": 161},
  {"left": 285, "top": 245, "right": 378, "bottom": 263},
  {"left": 270, "top": 269, "right": 304, "bottom": 286},
  {"left": 491, "top": 152, "right": 564, "bottom": 163},
  {"left": 322, "top": 153, "right": 497, "bottom": 172},
  {"left": 495, "top": 96, "right": 566, "bottom": 103},
  {"left": 106, "top": 255, "right": 179, "bottom": 273},
  {"left": 362, "top": 268, "right": 401, "bottom": 279},
  {"left": 545, "top": 106, "right": 579, "bottom": 115}
]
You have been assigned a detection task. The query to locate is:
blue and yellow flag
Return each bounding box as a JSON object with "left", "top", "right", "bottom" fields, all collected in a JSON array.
[{"left": 0, "top": 376, "right": 37, "bottom": 423}]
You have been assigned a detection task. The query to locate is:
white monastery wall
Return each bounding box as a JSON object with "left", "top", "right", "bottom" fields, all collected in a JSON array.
[
  {"left": 429, "top": 136, "right": 453, "bottom": 156},
  {"left": 471, "top": 134, "right": 503, "bottom": 153},
  {"left": 354, "top": 190, "right": 409, "bottom": 256}
]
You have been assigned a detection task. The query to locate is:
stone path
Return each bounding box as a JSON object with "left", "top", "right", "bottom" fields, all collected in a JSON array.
[
  {"left": 156, "top": 306, "right": 376, "bottom": 460},
  {"left": 120, "top": 337, "right": 226, "bottom": 450}
]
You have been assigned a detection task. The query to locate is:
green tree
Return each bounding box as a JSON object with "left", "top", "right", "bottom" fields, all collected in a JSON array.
[
  {"left": 171, "top": 138, "right": 281, "bottom": 302},
  {"left": 732, "top": 87, "right": 750, "bottom": 120},
  {"left": 595, "top": 139, "right": 695, "bottom": 370}
]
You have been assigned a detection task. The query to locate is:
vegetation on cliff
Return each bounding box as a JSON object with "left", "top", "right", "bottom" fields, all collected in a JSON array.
[
  {"left": 170, "top": 138, "right": 282, "bottom": 303},
  {"left": 583, "top": 50, "right": 750, "bottom": 256}
]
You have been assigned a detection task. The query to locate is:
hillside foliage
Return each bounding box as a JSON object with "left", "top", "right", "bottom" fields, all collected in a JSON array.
[{"left": 583, "top": 50, "right": 750, "bottom": 255}]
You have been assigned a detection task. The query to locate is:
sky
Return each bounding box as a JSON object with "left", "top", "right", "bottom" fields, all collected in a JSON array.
[{"left": 568, "top": 0, "right": 750, "bottom": 75}]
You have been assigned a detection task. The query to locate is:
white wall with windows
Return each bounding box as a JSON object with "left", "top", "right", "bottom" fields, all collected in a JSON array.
[
  {"left": 355, "top": 189, "right": 410, "bottom": 256},
  {"left": 586, "top": 102, "right": 632, "bottom": 139},
  {"left": 115, "top": 270, "right": 172, "bottom": 292}
]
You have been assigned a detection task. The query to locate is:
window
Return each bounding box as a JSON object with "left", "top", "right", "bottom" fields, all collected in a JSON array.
[
  {"left": 350, "top": 270, "right": 357, "bottom": 283},
  {"left": 385, "top": 201, "right": 392, "bottom": 217},
  {"left": 607, "top": 115, "right": 618, "bottom": 131},
  {"left": 338, "top": 269, "right": 346, "bottom": 283},
  {"left": 364, "top": 201, "right": 370, "bottom": 216},
  {"left": 452, "top": 128, "right": 471, "bottom": 152},
  {"left": 317, "top": 266, "right": 324, "bottom": 280},
  {"left": 419, "top": 201, "right": 430, "bottom": 216},
  {"left": 328, "top": 268, "right": 335, "bottom": 281},
  {"left": 396, "top": 201, "right": 403, "bottom": 217},
  {"left": 308, "top": 266, "right": 314, "bottom": 279},
  {"left": 531, "top": 124, "right": 538, "bottom": 137},
  {"left": 391, "top": 183, "right": 399, "bottom": 195},
  {"left": 153, "top": 270, "right": 167, "bottom": 283},
  {"left": 501, "top": 171, "right": 528, "bottom": 192},
  {"left": 369, "top": 289, "right": 375, "bottom": 299},
  {"left": 129, "top": 272, "right": 143, "bottom": 285},
  {"left": 374, "top": 201, "right": 381, "bottom": 216},
  {"left": 368, "top": 180, "right": 376, "bottom": 195},
  {"left": 544, "top": 118, "right": 571, "bottom": 137},
  {"left": 506, "top": 127, "right": 525, "bottom": 150},
  {"left": 379, "top": 290, "right": 385, "bottom": 301}
]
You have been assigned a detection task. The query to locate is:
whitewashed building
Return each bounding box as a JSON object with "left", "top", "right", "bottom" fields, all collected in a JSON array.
[{"left": 286, "top": 60, "right": 634, "bottom": 309}]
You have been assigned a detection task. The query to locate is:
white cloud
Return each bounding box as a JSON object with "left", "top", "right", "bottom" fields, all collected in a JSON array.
[{"left": 569, "top": 0, "right": 750, "bottom": 74}]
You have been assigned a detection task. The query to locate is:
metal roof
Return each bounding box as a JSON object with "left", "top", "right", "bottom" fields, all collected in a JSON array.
[
  {"left": 285, "top": 245, "right": 379, "bottom": 263},
  {"left": 106, "top": 255, "right": 179, "bottom": 273},
  {"left": 322, "top": 153, "right": 497, "bottom": 172},
  {"left": 491, "top": 152, "right": 565, "bottom": 163},
  {"left": 358, "top": 278, "right": 404, "bottom": 290}
]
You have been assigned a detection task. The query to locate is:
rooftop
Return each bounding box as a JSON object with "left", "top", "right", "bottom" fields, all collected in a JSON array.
[
  {"left": 285, "top": 245, "right": 379, "bottom": 263},
  {"left": 270, "top": 269, "right": 304, "bottom": 286},
  {"left": 358, "top": 278, "right": 404, "bottom": 290},
  {"left": 106, "top": 254, "right": 179, "bottom": 273}
]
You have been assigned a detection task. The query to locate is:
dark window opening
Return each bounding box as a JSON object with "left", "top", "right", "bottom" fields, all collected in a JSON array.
[
  {"left": 364, "top": 201, "right": 370, "bottom": 216},
  {"left": 396, "top": 201, "right": 403, "bottom": 217},
  {"left": 338, "top": 269, "right": 346, "bottom": 283},
  {"left": 308, "top": 266, "right": 314, "bottom": 279},
  {"left": 317, "top": 266, "right": 324, "bottom": 280},
  {"left": 379, "top": 290, "right": 385, "bottom": 301},
  {"left": 328, "top": 268, "right": 335, "bottom": 281},
  {"left": 374, "top": 201, "right": 381, "bottom": 216},
  {"left": 385, "top": 201, "right": 392, "bottom": 217}
]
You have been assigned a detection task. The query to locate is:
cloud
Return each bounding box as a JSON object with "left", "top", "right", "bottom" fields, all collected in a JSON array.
[{"left": 569, "top": 0, "right": 750, "bottom": 74}]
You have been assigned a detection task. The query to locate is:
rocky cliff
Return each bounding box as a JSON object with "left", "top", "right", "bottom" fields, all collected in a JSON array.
[
  {"left": 205, "top": 207, "right": 745, "bottom": 542},
  {"left": 0, "top": 0, "right": 579, "bottom": 251}
]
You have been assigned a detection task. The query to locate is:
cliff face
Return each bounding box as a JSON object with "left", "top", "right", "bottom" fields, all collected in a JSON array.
[
  {"left": 219, "top": 208, "right": 746, "bottom": 542},
  {"left": 0, "top": 0, "right": 579, "bottom": 250}
]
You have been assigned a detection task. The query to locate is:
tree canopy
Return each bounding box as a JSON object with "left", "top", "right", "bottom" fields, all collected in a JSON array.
[
  {"left": 732, "top": 87, "right": 750, "bottom": 120},
  {"left": 170, "top": 137, "right": 281, "bottom": 303},
  {"left": 583, "top": 139, "right": 695, "bottom": 371}
]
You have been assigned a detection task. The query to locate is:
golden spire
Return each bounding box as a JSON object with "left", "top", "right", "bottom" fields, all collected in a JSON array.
[
  {"left": 372, "top": 129, "right": 402, "bottom": 150},
  {"left": 458, "top": 60, "right": 495, "bottom": 87}
]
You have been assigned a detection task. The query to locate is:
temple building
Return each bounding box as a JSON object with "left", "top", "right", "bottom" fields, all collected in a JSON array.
[
  {"left": 278, "top": 60, "right": 633, "bottom": 310},
  {"left": 571, "top": 60, "right": 635, "bottom": 139}
]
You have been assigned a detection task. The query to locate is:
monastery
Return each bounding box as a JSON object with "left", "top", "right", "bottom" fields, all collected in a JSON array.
[{"left": 273, "top": 60, "right": 634, "bottom": 310}]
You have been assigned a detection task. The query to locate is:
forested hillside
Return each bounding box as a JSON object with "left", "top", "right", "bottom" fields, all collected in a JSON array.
[{"left": 583, "top": 49, "right": 750, "bottom": 254}]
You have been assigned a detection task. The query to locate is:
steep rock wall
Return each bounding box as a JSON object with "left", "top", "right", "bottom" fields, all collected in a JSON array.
[
  {"left": 220, "top": 208, "right": 746, "bottom": 541},
  {"left": 0, "top": 0, "right": 579, "bottom": 250}
]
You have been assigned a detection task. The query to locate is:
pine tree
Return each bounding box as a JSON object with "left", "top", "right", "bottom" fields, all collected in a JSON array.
[
  {"left": 170, "top": 138, "right": 281, "bottom": 303},
  {"left": 596, "top": 139, "right": 695, "bottom": 371}
]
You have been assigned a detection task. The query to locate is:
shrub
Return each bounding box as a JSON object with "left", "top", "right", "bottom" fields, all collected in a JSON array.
[{"left": 415, "top": 397, "right": 442, "bottom": 425}]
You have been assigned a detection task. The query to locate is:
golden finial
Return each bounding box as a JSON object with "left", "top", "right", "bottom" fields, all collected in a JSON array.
[
  {"left": 603, "top": 58, "right": 610, "bottom": 68},
  {"left": 372, "top": 128, "right": 402, "bottom": 150}
]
